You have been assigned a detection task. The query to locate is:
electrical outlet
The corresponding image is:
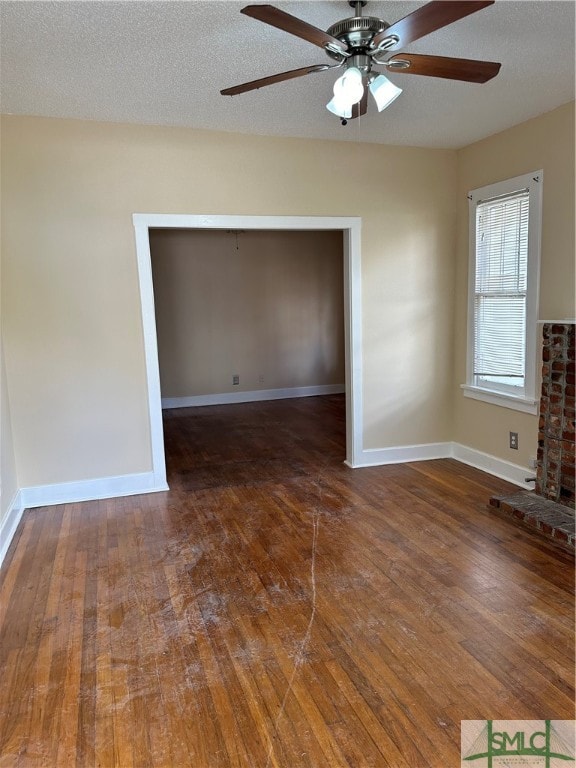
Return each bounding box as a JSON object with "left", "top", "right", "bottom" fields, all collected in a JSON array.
[
  {"left": 529, "top": 456, "right": 538, "bottom": 469},
  {"left": 232, "top": 374, "right": 239, "bottom": 385},
  {"left": 258, "top": 374, "right": 264, "bottom": 384},
  {"left": 509, "top": 431, "right": 518, "bottom": 450}
]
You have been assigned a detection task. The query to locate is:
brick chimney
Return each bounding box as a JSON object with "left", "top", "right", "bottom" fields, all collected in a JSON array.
[{"left": 536, "top": 323, "right": 575, "bottom": 510}]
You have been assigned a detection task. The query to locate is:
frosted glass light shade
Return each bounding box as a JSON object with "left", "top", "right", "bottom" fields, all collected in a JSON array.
[
  {"left": 326, "top": 66, "right": 364, "bottom": 118},
  {"left": 369, "top": 74, "right": 402, "bottom": 112},
  {"left": 337, "top": 67, "right": 364, "bottom": 105},
  {"left": 326, "top": 97, "right": 353, "bottom": 118}
]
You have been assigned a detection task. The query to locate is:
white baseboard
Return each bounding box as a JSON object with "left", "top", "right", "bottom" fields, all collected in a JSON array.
[
  {"left": 451, "top": 443, "right": 532, "bottom": 489},
  {"left": 162, "top": 384, "right": 345, "bottom": 409},
  {"left": 349, "top": 442, "right": 452, "bottom": 468},
  {"left": 20, "top": 471, "right": 169, "bottom": 510},
  {"left": 349, "top": 441, "right": 531, "bottom": 489},
  {"left": 0, "top": 490, "right": 25, "bottom": 568}
]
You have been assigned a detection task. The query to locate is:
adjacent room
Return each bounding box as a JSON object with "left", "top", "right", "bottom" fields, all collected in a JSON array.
[
  {"left": 1, "top": 1, "right": 574, "bottom": 766},
  {"left": 149, "top": 228, "right": 346, "bottom": 412}
]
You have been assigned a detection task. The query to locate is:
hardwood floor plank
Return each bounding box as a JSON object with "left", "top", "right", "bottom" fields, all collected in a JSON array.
[
  {"left": 0, "top": 395, "right": 573, "bottom": 767},
  {"left": 0, "top": 514, "right": 36, "bottom": 628},
  {"left": 56, "top": 549, "right": 87, "bottom": 767},
  {"left": 29, "top": 508, "right": 71, "bottom": 764},
  {"left": 2, "top": 507, "right": 71, "bottom": 766},
  {"left": 126, "top": 504, "right": 191, "bottom": 768},
  {"left": 227, "top": 603, "right": 324, "bottom": 768},
  {"left": 0, "top": 650, "right": 22, "bottom": 767},
  {"left": 324, "top": 659, "right": 413, "bottom": 768}
]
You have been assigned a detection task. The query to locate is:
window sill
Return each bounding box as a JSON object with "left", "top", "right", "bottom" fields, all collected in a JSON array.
[{"left": 461, "top": 385, "right": 538, "bottom": 414}]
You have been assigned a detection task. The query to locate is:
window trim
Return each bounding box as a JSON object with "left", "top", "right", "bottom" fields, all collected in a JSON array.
[{"left": 463, "top": 171, "right": 543, "bottom": 414}]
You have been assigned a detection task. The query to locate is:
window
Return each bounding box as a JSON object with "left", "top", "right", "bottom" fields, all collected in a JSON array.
[{"left": 462, "top": 171, "right": 542, "bottom": 413}]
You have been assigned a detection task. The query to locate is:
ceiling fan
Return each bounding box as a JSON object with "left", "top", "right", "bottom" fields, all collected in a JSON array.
[{"left": 221, "top": 1, "right": 501, "bottom": 123}]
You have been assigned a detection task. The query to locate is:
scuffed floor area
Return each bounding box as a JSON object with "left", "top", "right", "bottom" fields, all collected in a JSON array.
[{"left": 1, "top": 395, "right": 574, "bottom": 767}]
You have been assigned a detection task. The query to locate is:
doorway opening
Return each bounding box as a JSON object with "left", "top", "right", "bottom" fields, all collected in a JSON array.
[{"left": 133, "top": 214, "right": 363, "bottom": 491}]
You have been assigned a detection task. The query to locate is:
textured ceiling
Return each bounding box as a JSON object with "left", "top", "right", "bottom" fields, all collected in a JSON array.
[{"left": 1, "top": 0, "right": 574, "bottom": 148}]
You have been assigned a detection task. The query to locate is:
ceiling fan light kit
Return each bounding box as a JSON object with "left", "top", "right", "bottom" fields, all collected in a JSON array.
[
  {"left": 221, "top": 1, "right": 501, "bottom": 123},
  {"left": 327, "top": 67, "right": 403, "bottom": 119}
]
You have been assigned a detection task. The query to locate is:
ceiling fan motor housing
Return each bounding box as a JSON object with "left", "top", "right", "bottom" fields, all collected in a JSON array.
[{"left": 325, "top": 15, "right": 390, "bottom": 62}]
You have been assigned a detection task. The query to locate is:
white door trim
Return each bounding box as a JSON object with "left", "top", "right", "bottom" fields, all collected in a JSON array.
[{"left": 132, "top": 213, "right": 363, "bottom": 486}]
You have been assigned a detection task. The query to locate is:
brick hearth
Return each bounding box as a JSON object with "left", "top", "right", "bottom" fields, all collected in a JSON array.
[
  {"left": 489, "top": 491, "right": 575, "bottom": 552},
  {"left": 489, "top": 322, "right": 575, "bottom": 549}
]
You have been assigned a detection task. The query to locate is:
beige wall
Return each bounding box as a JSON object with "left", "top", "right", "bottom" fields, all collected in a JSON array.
[
  {"left": 150, "top": 229, "right": 345, "bottom": 398},
  {"left": 1, "top": 115, "right": 457, "bottom": 486},
  {"left": 454, "top": 102, "right": 575, "bottom": 467},
  {"left": 3, "top": 105, "right": 569, "bottom": 492}
]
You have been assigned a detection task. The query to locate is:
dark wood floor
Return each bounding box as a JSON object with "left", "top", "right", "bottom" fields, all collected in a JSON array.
[{"left": 1, "top": 395, "right": 574, "bottom": 767}]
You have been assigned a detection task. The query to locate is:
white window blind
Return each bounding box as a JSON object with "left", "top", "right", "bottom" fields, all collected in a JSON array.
[
  {"left": 463, "top": 170, "right": 542, "bottom": 414},
  {"left": 473, "top": 189, "right": 529, "bottom": 392}
]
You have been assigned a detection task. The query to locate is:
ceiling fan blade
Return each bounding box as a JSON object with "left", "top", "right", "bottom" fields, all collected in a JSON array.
[
  {"left": 387, "top": 53, "right": 501, "bottom": 83},
  {"left": 241, "top": 5, "right": 348, "bottom": 54},
  {"left": 221, "top": 65, "right": 326, "bottom": 96},
  {"left": 372, "top": 1, "right": 494, "bottom": 50}
]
